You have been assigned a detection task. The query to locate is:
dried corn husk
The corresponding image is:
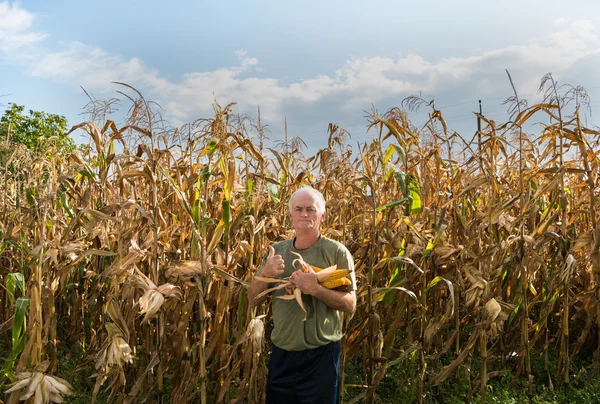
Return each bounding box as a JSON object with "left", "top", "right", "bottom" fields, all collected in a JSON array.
[
  {"left": 485, "top": 298, "right": 509, "bottom": 339},
  {"left": 130, "top": 268, "right": 182, "bottom": 323},
  {"left": 463, "top": 266, "right": 487, "bottom": 308},
  {"left": 249, "top": 316, "right": 265, "bottom": 353},
  {"left": 167, "top": 260, "right": 205, "bottom": 286},
  {"left": 5, "top": 361, "right": 72, "bottom": 404}
]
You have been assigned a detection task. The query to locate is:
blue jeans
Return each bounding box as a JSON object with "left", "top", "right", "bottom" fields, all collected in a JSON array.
[{"left": 266, "top": 340, "right": 341, "bottom": 404}]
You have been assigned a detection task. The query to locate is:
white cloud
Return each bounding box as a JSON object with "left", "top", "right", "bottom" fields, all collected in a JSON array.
[
  {"left": 552, "top": 20, "right": 597, "bottom": 54},
  {"left": 2, "top": 1, "right": 599, "bottom": 134},
  {"left": 30, "top": 42, "right": 150, "bottom": 88},
  {"left": 0, "top": 2, "right": 46, "bottom": 53},
  {"left": 0, "top": 1, "right": 33, "bottom": 30}
]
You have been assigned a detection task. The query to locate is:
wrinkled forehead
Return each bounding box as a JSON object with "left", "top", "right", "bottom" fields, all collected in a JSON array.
[
  {"left": 289, "top": 190, "right": 326, "bottom": 215},
  {"left": 290, "top": 192, "right": 319, "bottom": 208}
]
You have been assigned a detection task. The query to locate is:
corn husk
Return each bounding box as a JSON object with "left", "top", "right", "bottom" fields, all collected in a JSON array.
[{"left": 5, "top": 361, "right": 72, "bottom": 404}]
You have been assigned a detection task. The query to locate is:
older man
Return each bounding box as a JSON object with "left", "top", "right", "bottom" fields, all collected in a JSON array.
[{"left": 248, "top": 186, "right": 357, "bottom": 404}]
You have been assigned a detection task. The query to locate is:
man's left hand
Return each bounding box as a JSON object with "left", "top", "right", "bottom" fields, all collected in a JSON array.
[{"left": 290, "top": 268, "right": 319, "bottom": 295}]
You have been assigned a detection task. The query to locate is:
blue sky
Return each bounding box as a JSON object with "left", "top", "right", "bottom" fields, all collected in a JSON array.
[{"left": 1, "top": 0, "right": 600, "bottom": 150}]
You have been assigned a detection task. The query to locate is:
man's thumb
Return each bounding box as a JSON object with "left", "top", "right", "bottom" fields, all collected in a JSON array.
[{"left": 268, "top": 245, "right": 275, "bottom": 258}]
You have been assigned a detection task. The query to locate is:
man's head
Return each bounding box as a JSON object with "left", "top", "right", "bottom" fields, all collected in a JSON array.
[
  {"left": 289, "top": 186, "right": 326, "bottom": 232},
  {"left": 289, "top": 186, "right": 325, "bottom": 215}
]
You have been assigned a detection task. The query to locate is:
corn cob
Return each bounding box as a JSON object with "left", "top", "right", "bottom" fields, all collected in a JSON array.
[
  {"left": 319, "top": 269, "right": 349, "bottom": 280},
  {"left": 316, "top": 269, "right": 350, "bottom": 284},
  {"left": 310, "top": 264, "right": 337, "bottom": 273},
  {"left": 290, "top": 252, "right": 351, "bottom": 287},
  {"left": 321, "top": 277, "right": 352, "bottom": 289}
]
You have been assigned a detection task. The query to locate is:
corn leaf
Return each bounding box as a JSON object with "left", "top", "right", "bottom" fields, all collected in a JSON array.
[
  {"left": 387, "top": 256, "right": 424, "bottom": 274},
  {"left": 200, "top": 139, "right": 219, "bottom": 157},
  {"left": 423, "top": 224, "right": 447, "bottom": 259},
  {"left": 426, "top": 276, "right": 455, "bottom": 316},
  {"left": 208, "top": 221, "right": 225, "bottom": 252},
  {"left": 375, "top": 198, "right": 409, "bottom": 212},
  {"left": 6, "top": 273, "right": 25, "bottom": 306},
  {"left": 373, "top": 286, "right": 420, "bottom": 307},
  {"left": 1, "top": 297, "right": 30, "bottom": 380},
  {"left": 407, "top": 174, "right": 422, "bottom": 215},
  {"left": 395, "top": 170, "right": 408, "bottom": 197}
]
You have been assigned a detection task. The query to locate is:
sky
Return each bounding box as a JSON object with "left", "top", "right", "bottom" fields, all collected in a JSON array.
[{"left": 1, "top": 0, "right": 600, "bottom": 151}]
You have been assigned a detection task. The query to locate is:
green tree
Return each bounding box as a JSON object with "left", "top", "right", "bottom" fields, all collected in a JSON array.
[{"left": 0, "top": 103, "right": 75, "bottom": 155}]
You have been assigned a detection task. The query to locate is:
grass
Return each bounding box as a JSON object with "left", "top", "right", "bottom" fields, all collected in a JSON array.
[
  {"left": 341, "top": 340, "right": 600, "bottom": 403},
  {"left": 56, "top": 350, "right": 109, "bottom": 404}
]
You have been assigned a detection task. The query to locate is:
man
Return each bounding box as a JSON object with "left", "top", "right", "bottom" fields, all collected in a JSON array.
[{"left": 248, "top": 186, "right": 357, "bottom": 403}]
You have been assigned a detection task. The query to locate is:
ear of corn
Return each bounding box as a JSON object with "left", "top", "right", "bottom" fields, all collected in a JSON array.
[
  {"left": 310, "top": 264, "right": 337, "bottom": 273},
  {"left": 256, "top": 254, "right": 351, "bottom": 319},
  {"left": 289, "top": 252, "right": 352, "bottom": 289},
  {"left": 321, "top": 277, "right": 352, "bottom": 289},
  {"left": 316, "top": 269, "right": 350, "bottom": 283}
]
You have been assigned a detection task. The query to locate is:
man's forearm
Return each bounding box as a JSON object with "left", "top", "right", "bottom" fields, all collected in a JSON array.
[
  {"left": 248, "top": 278, "right": 269, "bottom": 308},
  {"left": 311, "top": 286, "right": 356, "bottom": 314}
]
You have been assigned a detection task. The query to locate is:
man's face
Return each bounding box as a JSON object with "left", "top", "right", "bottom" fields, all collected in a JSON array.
[{"left": 290, "top": 192, "right": 325, "bottom": 232}]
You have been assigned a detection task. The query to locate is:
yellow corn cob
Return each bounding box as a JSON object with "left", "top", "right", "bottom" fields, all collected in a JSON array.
[
  {"left": 321, "top": 277, "right": 352, "bottom": 289},
  {"left": 316, "top": 268, "right": 350, "bottom": 283},
  {"left": 307, "top": 264, "right": 336, "bottom": 273},
  {"left": 289, "top": 252, "right": 351, "bottom": 290},
  {"left": 325, "top": 269, "right": 350, "bottom": 280}
]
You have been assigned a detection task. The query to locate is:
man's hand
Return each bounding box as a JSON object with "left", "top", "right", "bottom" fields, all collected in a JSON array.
[
  {"left": 290, "top": 267, "right": 318, "bottom": 295},
  {"left": 260, "top": 246, "right": 285, "bottom": 278},
  {"left": 248, "top": 246, "right": 285, "bottom": 308},
  {"left": 285, "top": 283, "right": 296, "bottom": 294},
  {"left": 290, "top": 266, "right": 356, "bottom": 314}
]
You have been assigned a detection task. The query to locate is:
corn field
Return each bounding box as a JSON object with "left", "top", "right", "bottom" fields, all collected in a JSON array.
[{"left": 1, "top": 75, "right": 600, "bottom": 403}]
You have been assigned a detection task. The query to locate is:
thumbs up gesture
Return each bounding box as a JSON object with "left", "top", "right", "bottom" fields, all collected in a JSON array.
[{"left": 261, "top": 246, "right": 285, "bottom": 278}]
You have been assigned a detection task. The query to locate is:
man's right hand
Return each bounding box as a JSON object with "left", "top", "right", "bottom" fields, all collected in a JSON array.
[{"left": 261, "top": 246, "right": 285, "bottom": 278}]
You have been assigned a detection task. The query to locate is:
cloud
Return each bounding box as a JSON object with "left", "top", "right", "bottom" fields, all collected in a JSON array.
[
  {"left": 3, "top": 1, "right": 600, "bottom": 139},
  {"left": 30, "top": 42, "right": 151, "bottom": 88},
  {"left": 0, "top": 1, "right": 47, "bottom": 53}
]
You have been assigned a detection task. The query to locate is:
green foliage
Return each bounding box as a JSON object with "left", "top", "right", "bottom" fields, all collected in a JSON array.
[
  {"left": 6, "top": 272, "right": 26, "bottom": 305},
  {"left": 53, "top": 350, "right": 110, "bottom": 404},
  {"left": 342, "top": 349, "right": 600, "bottom": 403},
  {"left": 1, "top": 297, "right": 30, "bottom": 381},
  {"left": 0, "top": 103, "right": 75, "bottom": 155}
]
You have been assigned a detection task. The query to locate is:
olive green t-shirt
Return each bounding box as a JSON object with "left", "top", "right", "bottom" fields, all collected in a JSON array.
[{"left": 257, "top": 235, "right": 357, "bottom": 351}]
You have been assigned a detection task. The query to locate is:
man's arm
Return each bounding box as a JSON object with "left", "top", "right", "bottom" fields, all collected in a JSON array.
[
  {"left": 247, "top": 277, "right": 269, "bottom": 308},
  {"left": 291, "top": 270, "right": 357, "bottom": 314},
  {"left": 247, "top": 246, "right": 285, "bottom": 308},
  {"left": 311, "top": 285, "right": 356, "bottom": 313}
]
